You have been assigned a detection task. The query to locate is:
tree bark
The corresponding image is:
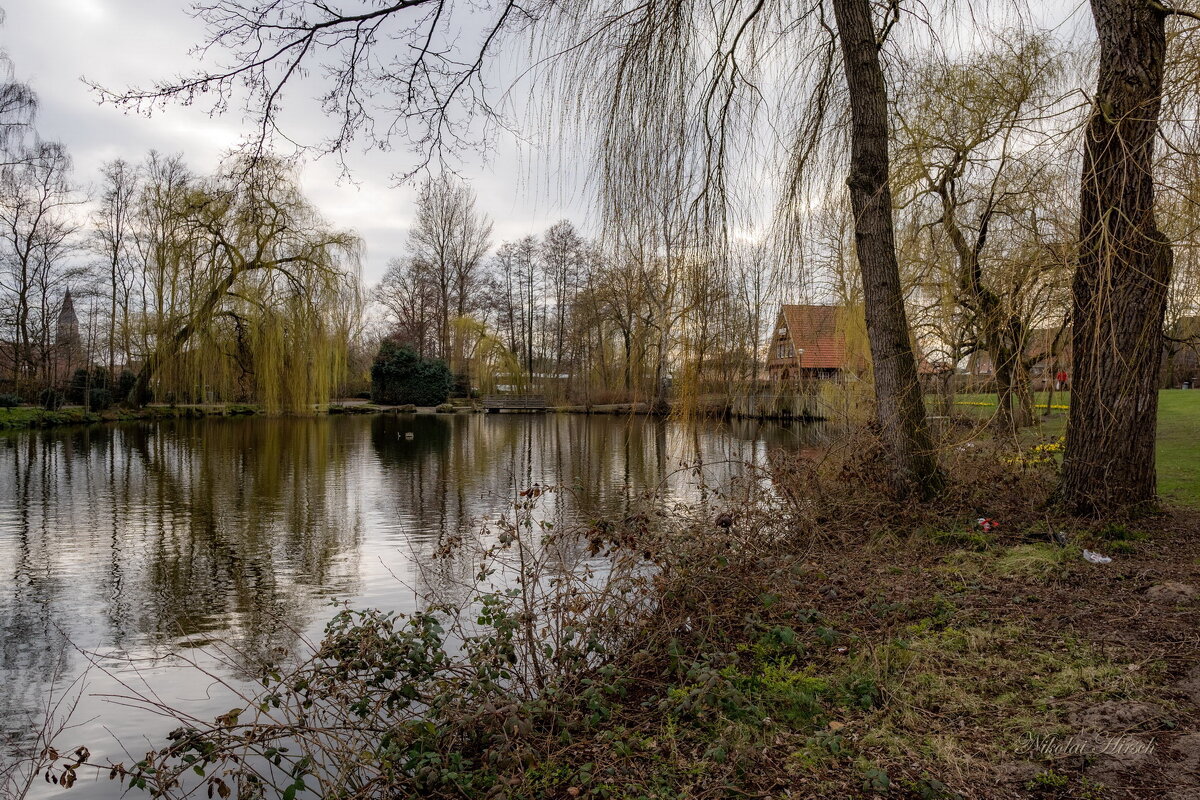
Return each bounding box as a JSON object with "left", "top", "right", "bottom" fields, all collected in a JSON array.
[
  {"left": 832, "top": 0, "right": 943, "bottom": 497},
  {"left": 1062, "top": 0, "right": 1171, "bottom": 514}
]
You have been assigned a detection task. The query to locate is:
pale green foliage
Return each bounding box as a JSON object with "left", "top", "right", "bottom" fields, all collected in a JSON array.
[{"left": 137, "top": 157, "right": 362, "bottom": 413}]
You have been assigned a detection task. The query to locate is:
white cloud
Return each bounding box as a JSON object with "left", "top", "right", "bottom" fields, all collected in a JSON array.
[{"left": 1, "top": 0, "right": 592, "bottom": 283}]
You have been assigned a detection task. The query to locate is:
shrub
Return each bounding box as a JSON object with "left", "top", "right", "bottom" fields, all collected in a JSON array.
[
  {"left": 370, "top": 340, "right": 453, "bottom": 407},
  {"left": 66, "top": 367, "right": 109, "bottom": 405},
  {"left": 88, "top": 388, "right": 113, "bottom": 411},
  {"left": 0, "top": 393, "right": 19, "bottom": 408},
  {"left": 39, "top": 389, "right": 63, "bottom": 410},
  {"left": 115, "top": 370, "right": 138, "bottom": 403}
]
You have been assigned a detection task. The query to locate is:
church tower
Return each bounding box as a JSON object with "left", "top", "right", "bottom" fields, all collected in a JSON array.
[{"left": 56, "top": 287, "right": 80, "bottom": 350}]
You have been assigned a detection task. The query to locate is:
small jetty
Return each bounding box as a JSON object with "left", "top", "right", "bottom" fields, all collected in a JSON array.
[{"left": 483, "top": 394, "right": 548, "bottom": 413}]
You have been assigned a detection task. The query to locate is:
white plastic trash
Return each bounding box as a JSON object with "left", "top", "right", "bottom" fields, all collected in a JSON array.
[{"left": 1082, "top": 549, "right": 1112, "bottom": 564}]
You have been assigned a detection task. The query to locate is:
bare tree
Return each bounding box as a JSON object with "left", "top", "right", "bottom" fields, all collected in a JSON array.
[
  {"left": 516, "top": 235, "right": 540, "bottom": 375},
  {"left": 490, "top": 239, "right": 524, "bottom": 360},
  {"left": 0, "top": 8, "right": 37, "bottom": 167},
  {"left": 405, "top": 176, "right": 493, "bottom": 367},
  {"left": 541, "top": 220, "right": 587, "bottom": 378},
  {"left": 93, "top": 159, "right": 139, "bottom": 377},
  {"left": 376, "top": 256, "right": 438, "bottom": 357},
  {"left": 0, "top": 142, "right": 80, "bottom": 393},
  {"left": 92, "top": 1, "right": 527, "bottom": 176}
]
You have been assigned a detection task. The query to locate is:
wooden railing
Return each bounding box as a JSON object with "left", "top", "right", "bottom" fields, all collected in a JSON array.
[{"left": 482, "top": 394, "right": 548, "bottom": 412}]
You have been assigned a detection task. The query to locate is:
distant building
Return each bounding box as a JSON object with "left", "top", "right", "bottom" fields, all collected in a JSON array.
[
  {"left": 1163, "top": 316, "right": 1200, "bottom": 389},
  {"left": 0, "top": 287, "right": 83, "bottom": 393},
  {"left": 961, "top": 327, "right": 1070, "bottom": 391},
  {"left": 56, "top": 287, "right": 81, "bottom": 352},
  {"left": 766, "top": 304, "right": 865, "bottom": 383}
]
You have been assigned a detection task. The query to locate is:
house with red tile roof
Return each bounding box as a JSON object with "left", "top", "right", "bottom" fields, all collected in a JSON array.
[{"left": 766, "top": 304, "right": 867, "bottom": 383}]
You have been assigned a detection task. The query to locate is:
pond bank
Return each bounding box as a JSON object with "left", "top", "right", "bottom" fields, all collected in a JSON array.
[
  {"left": 1, "top": 400, "right": 488, "bottom": 430},
  {"left": 0, "top": 403, "right": 261, "bottom": 430}
]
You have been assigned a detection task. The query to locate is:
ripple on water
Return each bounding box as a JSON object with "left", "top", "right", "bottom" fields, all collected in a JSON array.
[{"left": 0, "top": 413, "right": 819, "bottom": 797}]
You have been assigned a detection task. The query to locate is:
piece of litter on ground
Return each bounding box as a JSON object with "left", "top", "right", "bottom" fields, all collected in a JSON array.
[{"left": 1083, "top": 549, "right": 1112, "bottom": 564}]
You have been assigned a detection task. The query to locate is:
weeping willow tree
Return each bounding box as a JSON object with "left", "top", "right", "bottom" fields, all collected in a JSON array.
[
  {"left": 890, "top": 31, "right": 1077, "bottom": 434},
  {"left": 131, "top": 158, "right": 361, "bottom": 413},
  {"left": 453, "top": 315, "right": 525, "bottom": 396}
]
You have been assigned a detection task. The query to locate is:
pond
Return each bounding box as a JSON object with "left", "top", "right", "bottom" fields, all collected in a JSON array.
[{"left": 0, "top": 412, "right": 820, "bottom": 797}]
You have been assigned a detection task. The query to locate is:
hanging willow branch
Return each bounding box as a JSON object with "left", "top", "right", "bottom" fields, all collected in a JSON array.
[{"left": 130, "top": 156, "right": 362, "bottom": 412}]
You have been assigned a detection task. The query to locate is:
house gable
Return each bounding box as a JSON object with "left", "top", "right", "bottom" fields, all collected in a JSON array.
[{"left": 767, "top": 304, "right": 864, "bottom": 380}]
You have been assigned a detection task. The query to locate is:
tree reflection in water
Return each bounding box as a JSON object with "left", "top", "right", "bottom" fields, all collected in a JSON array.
[{"left": 0, "top": 413, "right": 817, "bottom": 795}]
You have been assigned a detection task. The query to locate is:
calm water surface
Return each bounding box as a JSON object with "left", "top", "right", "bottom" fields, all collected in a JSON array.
[{"left": 0, "top": 413, "right": 816, "bottom": 796}]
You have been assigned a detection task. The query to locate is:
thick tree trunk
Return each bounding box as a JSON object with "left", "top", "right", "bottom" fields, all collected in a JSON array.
[
  {"left": 995, "top": 359, "right": 1016, "bottom": 434},
  {"left": 832, "top": 0, "right": 943, "bottom": 497},
  {"left": 1045, "top": 366, "right": 1056, "bottom": 416},
  {"left": 1062, "top": 0, "right": 1171, "bottom": 514},
  {"left": 128, "top": 267, "right": 248, "bottom": 407}
]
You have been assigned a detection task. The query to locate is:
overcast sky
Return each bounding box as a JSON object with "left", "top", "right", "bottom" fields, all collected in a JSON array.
[
  {"left": 2, "top": 1, "right": 1088, "bottom": 287},
  {"left": 1, "top": 0, "right": 589, "bottom": 284}
]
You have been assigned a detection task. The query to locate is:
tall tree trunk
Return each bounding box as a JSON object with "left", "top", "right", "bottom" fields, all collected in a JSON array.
[
  {"left": 832, "top": 0, "right": 943, "bottom": 497},
  {"left": 622, "top": 327, "right": 633, "bottom": 395},
  {"left": 1014, "top": 364, "right": 1034, "bottom": 428},
  {"left": 1044, "top": 363, "right": 1057, "bottom": 416},
  {"left": 940, "top": 372, "right": 954, "bottom": 417},
  {"left": 109, "top": 268, "right": 118, "bottom": 379},
  {"left": 1062, "top": 0, "right": 1171, "bottom": 514},
  {"left": 993, "top": 344, "right": 1032, "bottom": 432},
  {"left": 651, "top": 327, "right": 669, "bottom": 414},
  {"left": 995, "top": 359, "right": 1016, "bottom": 434}
]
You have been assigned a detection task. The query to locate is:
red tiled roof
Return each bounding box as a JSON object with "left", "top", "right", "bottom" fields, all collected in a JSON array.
[
  {"left": 1025, "top": 327, "right": 1070, "bottom": 363},
  {"left": 777, "top": 304, "right": 849, "bottom": 369}
]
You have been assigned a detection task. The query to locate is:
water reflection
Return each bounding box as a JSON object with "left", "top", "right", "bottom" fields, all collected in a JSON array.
[{"left": 0, "top": 413, "right": 815, "bottom": 794}]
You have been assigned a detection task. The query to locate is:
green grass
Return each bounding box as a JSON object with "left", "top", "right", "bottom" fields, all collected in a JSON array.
[
  {"left": 0, "top": 403, "right": 265, "bottom": 431},
  {"left": 938, "top": 389, "right": 1200, "bottom": 507},
  {"left": 0, "top": 406, "right": 98, "bottom": 429},
  {"left": 1155, "top": 391, "right": 1200, "bottom": 507}
]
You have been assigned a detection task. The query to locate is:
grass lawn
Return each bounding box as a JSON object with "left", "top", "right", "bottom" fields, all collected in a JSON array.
[
  {"left": 0, "top": 405, "right": 96, "bottom": 429},
  {"left": 1155, "top": 391, "right": 1200, "bottom": 507},
  {"left": 940, "top": 389, "right": 1200, "bottom": 507}
]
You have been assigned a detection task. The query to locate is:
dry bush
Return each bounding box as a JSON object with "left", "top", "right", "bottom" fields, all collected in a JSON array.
[{"left": 767, "top": 423, "right": 1063, "bottom": 545}]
